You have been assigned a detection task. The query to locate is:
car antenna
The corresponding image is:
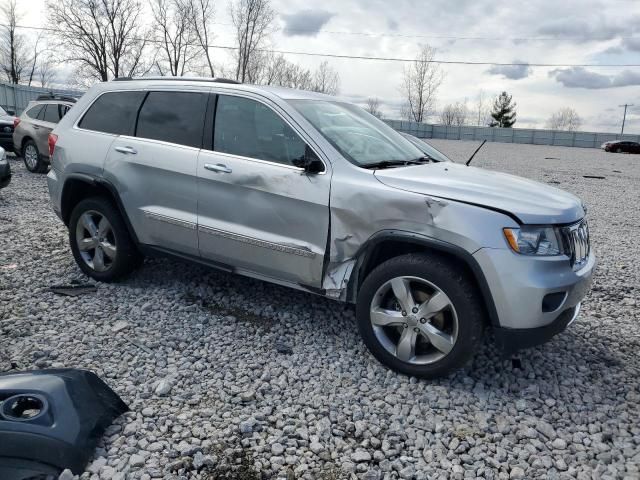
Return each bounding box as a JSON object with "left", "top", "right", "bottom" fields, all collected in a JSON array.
[{"left": 465, "top": 140, "right": 486, "bottom": 166}]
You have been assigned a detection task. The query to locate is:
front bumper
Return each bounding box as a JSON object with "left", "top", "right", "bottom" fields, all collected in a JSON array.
[{"left": 473, "top": 246, "right": 595, "bottom": 333}]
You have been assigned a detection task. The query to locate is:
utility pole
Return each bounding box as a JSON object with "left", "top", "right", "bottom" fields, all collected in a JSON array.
[{"left": 619, "top": 104, "right": 634, "bottom": 136}]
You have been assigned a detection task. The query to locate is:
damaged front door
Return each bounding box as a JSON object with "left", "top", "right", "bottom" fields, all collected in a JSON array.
[{"left": 197, "top": 93, "right": 330, "bottom": 287}]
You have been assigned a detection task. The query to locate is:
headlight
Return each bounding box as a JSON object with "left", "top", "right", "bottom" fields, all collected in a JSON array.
[{"left": 503, "top": 226, "right": 563, "bottom": 256}]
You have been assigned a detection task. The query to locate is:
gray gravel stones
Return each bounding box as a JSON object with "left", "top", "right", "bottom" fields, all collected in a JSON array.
[{"left": 2, "top": 144, "right": 639, "bottom": 480}]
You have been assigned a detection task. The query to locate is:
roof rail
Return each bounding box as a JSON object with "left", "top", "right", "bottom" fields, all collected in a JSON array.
[
  {"left": 36, "top": 94, "right": 78, "bottom": 103},
  {"left": 112, "top": 76, "right": 241, "bottom": 84}
]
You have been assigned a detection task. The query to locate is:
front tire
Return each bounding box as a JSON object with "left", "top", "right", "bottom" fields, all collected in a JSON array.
[
  {"left": 23, "top": 140, "right": 48, "bottom": 173},
  {"left": 69, "top": 197, "right": 142, "bottom": 282},
  {"left": 356, "top": 253, "right": 485, "bottom": 378}
]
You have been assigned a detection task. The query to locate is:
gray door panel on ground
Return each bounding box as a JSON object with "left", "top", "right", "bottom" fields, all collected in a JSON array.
[
  {"left": 196, "top": 93, "right": 331, "bottom": 287},
  {"left": 103, "top": 137, "right": 199, "bottom": 256}
]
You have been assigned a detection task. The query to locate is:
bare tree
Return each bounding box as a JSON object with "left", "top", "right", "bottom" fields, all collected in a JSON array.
[
  {"left": 439, "top": 101, "right": 468, "bottom": 126},
  {"left": 37, "top": 57, "right": 57, "bottom": 88},
  {"left": 151, "top": 0, "right": 199, "bottom": 76},
  {"left": 475, "top": 90, "right": 491, "bottom": 126},
  {"left": 399, "top": 44, "right": 444, "bottom": 123},
  {"left": 230, "top": 0, "right": 274, "bottom": 83},
  {"left": 312, "top": 61, "right": 340, "bottom": 95},
  {"left": 547, "top": 107, "right": 582, "bottom": 131},
  {"left": 365, "top": 97, "right": 383, "bottom": 118},
  {"left": 258, "top": 53, "right": 313, "bottom": 89},
  {"left": 47, "top": 0, "right": 150, "bottom": 82},
  {"left": 187, "top": 0, "right": 216, "bottom": 77},
  {"left": 0, "top": 0, "right": 30, "bottom": 84}
]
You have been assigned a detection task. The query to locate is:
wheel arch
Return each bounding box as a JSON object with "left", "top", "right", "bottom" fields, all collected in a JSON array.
[
  {"left": 346, "top": 230, "right": 500, "bottom": 327},
  {"left": 60, "top": 174, "right": 139, "bottom": 244}
]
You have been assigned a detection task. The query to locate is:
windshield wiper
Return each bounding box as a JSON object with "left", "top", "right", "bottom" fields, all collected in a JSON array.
[{"left": 362, "top": 157, "right": 431, "bottom": 169}]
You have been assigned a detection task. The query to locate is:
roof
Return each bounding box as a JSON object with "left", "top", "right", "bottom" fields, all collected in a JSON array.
[{"left": 105, "top": 76, "right": 339, "bottom": 102}]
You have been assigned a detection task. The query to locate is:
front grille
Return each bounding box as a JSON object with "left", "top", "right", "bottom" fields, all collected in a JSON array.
[{"left": 561, "top": 219, "right": 590, "bottom": 270}]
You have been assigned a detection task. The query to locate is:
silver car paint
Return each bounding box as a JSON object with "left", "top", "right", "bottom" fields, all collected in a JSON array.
[
  {"left": 47, "top": 79, "right": 595, "bottom": 331},
  {"left": 13, "top": 101, "right": 73, "bottom": 158}
]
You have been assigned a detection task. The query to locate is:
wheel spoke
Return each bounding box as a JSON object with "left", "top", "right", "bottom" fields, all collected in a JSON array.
[
  {"left": 78, "top": 237, "right": 96, "bottom": 251},
  {"left": 418, "top": 323, "right": 455, "bottom": 354},
  {"left": 93, "top": 247, "right": 106, "bottom": 271},
  {"left": 396, "top": 328, "right": 417, "bottom": 361},
  {"left": 97, "top": 216, "right": 111, "bottom": 237},
  {"left": 100, "top": 241, "right": 116, "bottom": 260},
  {"left": 81, "top": 213, "right": 98, "bottom": 237},
  {"left": 417, "top": 291, "right": 450, "bottom": 319},
  {"left": 371, "top": 307, "right": 405, "bottom": 327},
  {"left": 390, "top": 277, "right": 415, "bottom": 313}
]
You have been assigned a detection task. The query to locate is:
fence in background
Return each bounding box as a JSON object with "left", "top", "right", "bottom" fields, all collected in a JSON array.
[
  {"left": 0, "top": 82, "right": 84, "bottom": 116},
  {"left": 385, "top": 119, "right": 640, "bottom": 149}
]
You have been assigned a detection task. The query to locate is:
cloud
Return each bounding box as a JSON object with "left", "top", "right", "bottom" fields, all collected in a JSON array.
[
  {"left": 486, "top": 62, "right": 532, "bottom": 80},
  {"left": 622, "top": 37, "right": 640, "bottom": 52},
  {"left": 550, "top": 67, "right": 640, "bottom": 89},
  {"left": 387, "top": 18, "right": 399, "bottom": 31},
  {"left": 281, "top": 10, "right": 335, "bottom": 37}
]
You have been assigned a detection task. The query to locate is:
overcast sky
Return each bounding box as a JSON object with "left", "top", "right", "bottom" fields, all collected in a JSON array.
[{"left": 22, "top": 0, "right": 640, "bottom": 132}]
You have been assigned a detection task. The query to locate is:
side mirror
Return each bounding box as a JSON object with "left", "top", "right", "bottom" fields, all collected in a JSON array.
[{"left": 292, "top": 145, "right": 325, "bottom": 174}]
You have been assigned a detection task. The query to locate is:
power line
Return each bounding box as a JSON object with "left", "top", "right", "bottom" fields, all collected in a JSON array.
[{"left": 7, "top": 23, "right": 640, "bottom": 68}]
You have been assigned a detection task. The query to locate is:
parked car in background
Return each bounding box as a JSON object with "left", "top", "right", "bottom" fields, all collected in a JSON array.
[
  {"left": 46, "top": 78, "right": 595, "bottom": 378},
  {"left": 601, "top": 140, "right": 640, "bottom": 153},
  {"left": 13, "top": 95, "right": 77, "bottom": 173},
  {"left": 400, "top": 132, "right": 452, "bottom": 162},
  {"left": 0, "top": 147, "right": 10, "bottom": 189},
  {"left": 0, "top": 106, "right": 17, "bottom": 153}
]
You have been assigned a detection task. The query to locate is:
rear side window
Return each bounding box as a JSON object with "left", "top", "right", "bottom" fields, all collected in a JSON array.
[
  {"left": 135, "top": 91, "right": 207, "bottom": 148},
  {"left": 25, "top": 105, "right": 44, "bottom": 119},
  {"left": 79, "top": 91, "right": 146, "bottom": 135},
  {"left": 42, "top": 104, "right": 65, "bottom": 124},
  {"left": 214, "top": 95, "right": 307, "bottom": 166}
]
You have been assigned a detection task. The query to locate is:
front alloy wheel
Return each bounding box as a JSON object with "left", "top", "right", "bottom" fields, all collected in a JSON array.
[
  {"left": 370, "top": 276, "right": 458, "bottom": 364},
  {"left": 356, "top": 253, "right": 485, "bottom": 378}
]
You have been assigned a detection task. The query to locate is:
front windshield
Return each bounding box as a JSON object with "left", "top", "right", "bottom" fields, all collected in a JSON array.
[
  {"left": 288, "top": 100, "right": 425, "bottom": 166},
  {"left": 401, "top": 133, "right": 450, "bottom": 162}
]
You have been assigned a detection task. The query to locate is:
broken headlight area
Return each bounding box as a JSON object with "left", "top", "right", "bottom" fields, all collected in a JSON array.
[{"left": 0, "top": 368, "right": 128, "bottom": 479}]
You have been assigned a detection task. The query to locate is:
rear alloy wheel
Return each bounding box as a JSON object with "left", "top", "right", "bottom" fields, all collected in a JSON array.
[
  {"left": 23, "top": 140, "right": 48, "bottom": 173},
  {"left": 69, "top": 197, "right": 142, "bottom": 281},
  {"left": 356, "top": 253, "right": 485, "bottom": 378}
]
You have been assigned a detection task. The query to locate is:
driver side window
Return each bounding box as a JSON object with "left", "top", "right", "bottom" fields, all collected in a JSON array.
[{"left": 214, "top": 95, "right": 307, "bottom": 167}]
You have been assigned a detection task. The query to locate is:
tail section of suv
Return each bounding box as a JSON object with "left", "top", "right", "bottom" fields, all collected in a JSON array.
[
  {"left": 46, "top": 78, "right": 596, "bottom": 378},
  {"left": 13, "top": 95, "right": 76, "bottom": 173}
]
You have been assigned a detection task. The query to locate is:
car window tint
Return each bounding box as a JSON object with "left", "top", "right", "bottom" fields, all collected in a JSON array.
[
  {"left": 136, "top": 91, "right": 207, "bottom": 148},
  {"left": 78, "top": 91, "right": 146, "bottom": 135},
  {"left": 25, "top": 105, "right": 44, "bottom": 119},
  {"left": 42, "top": 104, "right": 61, "bottom": 124},
  {"left": 214, "top": 95, "right": 306, "bottom": 166}
]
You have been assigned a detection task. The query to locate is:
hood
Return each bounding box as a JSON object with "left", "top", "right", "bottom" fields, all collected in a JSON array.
[
  {"left": 374, "top": 162, "right": 585, "bottom": 225},
  {"left": 0, "top": 114, "right": 15, "bottom": 125}
]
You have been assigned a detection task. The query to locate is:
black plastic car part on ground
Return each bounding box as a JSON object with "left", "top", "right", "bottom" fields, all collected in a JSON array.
[
  {"left": 0, "top": 158, "right": 9, "bottom": 189},
  {"left": 0, "top": 369, "right": 128, "bottom": 479}
]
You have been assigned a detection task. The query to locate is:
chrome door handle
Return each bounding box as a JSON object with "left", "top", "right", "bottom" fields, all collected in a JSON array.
[
  {"left": 115, "top": 146, "right": 137, "bottom": 155},
  {"left": 33, "top": 125, "right": 40, "bottom": 130},
  {"left": 204, "top": 163, "right": 232, "bottom": 174}
]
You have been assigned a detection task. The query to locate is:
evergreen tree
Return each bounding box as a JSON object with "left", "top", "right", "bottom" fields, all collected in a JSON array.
[{"left": 489, "top": 91, "right": 517, "bottom": 128}]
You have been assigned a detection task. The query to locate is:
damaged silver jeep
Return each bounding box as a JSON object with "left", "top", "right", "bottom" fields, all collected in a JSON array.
[{"left": 46, "top": 78, "right": 595, "bottom": 378}]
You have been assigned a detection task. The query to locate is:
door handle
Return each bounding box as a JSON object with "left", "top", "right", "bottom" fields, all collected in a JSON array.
[
  {"left": 204, "top": 163, "right": 232, "bottom": 174},
  {"left": 115, "top": 146, "right": 137, "bottom": 155},
  {"left": 33, "top": 125, "right": 40, "bottom": 130}
]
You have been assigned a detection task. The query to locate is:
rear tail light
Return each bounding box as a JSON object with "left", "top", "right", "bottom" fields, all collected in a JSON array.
[
  {"left": 48, "top": 133, "right": 58, "bottom": 158},
  {"left": 13, "top": 118, "right": 20, "bottom": 128}
]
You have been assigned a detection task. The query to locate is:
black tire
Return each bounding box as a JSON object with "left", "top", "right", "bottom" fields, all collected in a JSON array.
[
  {"left": 356, "top": 253, "right": 485, "bottom": 378},
  {"left": 69, "top": 196, "right": 142, "bottom": 282},
  {"left": 22, "top": 140, "right": 48, "bottom": 173}
]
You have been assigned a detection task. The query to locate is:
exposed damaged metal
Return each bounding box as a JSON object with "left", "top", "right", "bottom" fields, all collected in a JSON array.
[{"left": 0, "top": 369, "right": 128, "bottom": 478}]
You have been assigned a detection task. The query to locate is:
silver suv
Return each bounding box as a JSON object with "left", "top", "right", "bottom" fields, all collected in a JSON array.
[{"left": 46, "top": 78, "right": 595, "bottom": 378}]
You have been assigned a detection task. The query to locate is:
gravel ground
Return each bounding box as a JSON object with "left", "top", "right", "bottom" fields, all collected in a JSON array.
[{"left": 1, "top": 141, "right": 639, "bottom": 480}]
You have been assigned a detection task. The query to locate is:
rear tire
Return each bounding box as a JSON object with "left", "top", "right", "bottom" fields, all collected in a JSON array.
[
  {"left": 69, "top": 196, "right": 142, "bottom": 282},
  {"left": 356, "top": 253, "right": 485, "bottom": 378},
  {"left": 22, "top": 140, "right": 48, "bottom": 173}
]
